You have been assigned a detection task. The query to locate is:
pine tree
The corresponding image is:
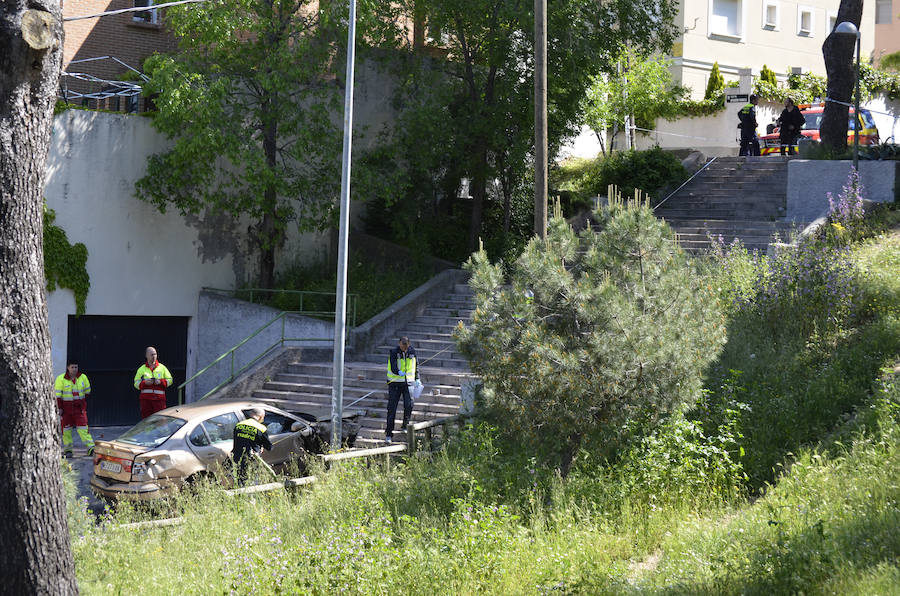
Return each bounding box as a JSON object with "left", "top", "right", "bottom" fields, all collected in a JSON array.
[
  {"left": 704, "top": 62, "right": 725, "bottom": 99},
  {"left": 455, "top": 193, "right": 726, "bottom": 476}
]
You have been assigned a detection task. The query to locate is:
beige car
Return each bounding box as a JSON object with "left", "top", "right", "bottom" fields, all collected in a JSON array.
[{"left": 90, "top": 400, "right": 360, "bottom": 500}]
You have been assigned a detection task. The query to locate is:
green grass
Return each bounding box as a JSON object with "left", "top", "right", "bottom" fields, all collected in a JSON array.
[
  {"left": 72, "top": 221, "right": 900, "bottom": 595},
  {"left": 240, "top": 250, "right": 435, "bottom": 324}
]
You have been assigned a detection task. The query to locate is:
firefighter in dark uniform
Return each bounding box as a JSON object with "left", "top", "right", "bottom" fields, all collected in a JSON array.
[
  {"left": 231, "top": 407, "right": 272, "bottom": 486},
  {"left": 738, "top": 94, "right": 761, "bottom": 156}
]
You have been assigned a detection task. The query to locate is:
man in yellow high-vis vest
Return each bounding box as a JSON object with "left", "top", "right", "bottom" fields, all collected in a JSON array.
[
  {"left": 134, "top": 346, "right": 173, "bottom": 419},
  {"left": 54, "top": 359, "right": 95, "bottom": 457},
  {"left": 385, "top": 336, "right": 418, "bottom": 443}
]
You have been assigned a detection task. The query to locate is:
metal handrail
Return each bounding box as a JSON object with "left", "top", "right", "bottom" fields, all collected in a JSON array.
[
  {"left": 204, "top": 287, "right": 359, "bottom": 328},
  {"left": 177, "top": 311, "right": 333, "bottom": 405},
  {"left": 653, "top": 156, "right": 718, "bottom": 212}
]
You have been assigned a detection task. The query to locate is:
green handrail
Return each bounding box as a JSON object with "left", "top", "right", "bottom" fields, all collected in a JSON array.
[
  {"left": 204, "top": 287, "right": 359, "bottom": 328},
  {"left": 177, "top": 311, "right": 334, "bottom": 405}
]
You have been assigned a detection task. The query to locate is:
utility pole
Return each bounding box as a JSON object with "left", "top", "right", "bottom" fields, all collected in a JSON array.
[
  {"left": 534, "top": 0, "right": 547, "bottom": 238},
  {"left": 330, "top": 0, "right": 357, "bottom": 450}
]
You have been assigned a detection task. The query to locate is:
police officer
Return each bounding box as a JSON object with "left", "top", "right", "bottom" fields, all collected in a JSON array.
[
  {"left": 232, "top": 408, "right": 272, "bottom": 485},
  {"left": 385, "top": 336, "right": 418, "bottom": 444},
  {"left": 738, "top": 94, "right": 761, "bottom": 156}
]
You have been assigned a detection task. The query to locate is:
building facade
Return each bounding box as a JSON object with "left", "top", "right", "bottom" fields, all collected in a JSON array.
[
  {"left": 875, "top": 0, "right": 900, "bottom": 65},
  {"left": 62, "top": 1, "right": 176, "bottom": 111},
  {"left": 671, "top": 0, "right": 876, "bottom": 99}
]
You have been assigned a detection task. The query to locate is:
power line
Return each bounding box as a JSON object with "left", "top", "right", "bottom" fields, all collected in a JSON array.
[{"left": 63, "top": 0, "right": 209, "bottom": 22}]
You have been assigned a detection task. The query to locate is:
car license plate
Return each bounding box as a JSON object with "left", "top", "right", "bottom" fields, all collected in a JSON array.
[{"left": 100, "top": 460, "right": 122, "bottom": 474}]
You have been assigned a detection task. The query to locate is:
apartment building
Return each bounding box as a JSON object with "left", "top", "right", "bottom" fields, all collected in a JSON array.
[
  {"left": 671, "top": 0, "right": 876, "bottom": 99},
  {"left": 62, "top": 1, "right": 177, "bottom": 110},
  {"left": 875, "top": 0, "right": 900, "bottom": 65}
]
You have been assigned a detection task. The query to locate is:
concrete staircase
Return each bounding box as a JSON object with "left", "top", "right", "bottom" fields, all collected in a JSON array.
[
  {"left": 248, "top": 283, "right": 476, "bottom": 447},
  {"left": 656, "top": 156, "right": 798, "bottom": 253}
]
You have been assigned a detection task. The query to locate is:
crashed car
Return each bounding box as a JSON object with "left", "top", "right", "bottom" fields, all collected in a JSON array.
[
  {"left": 90, "top": 400, "right": 360, "bottom": 500},
  {"left": 760, "top": 104, "right": 879, "bottom": 155}
]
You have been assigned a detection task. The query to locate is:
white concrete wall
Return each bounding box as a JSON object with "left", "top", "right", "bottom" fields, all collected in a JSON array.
[
  {"left": 194, "top": 292, "right": 334, "bottom": 399},
  {"left": 44, "top": 110, "right": 330, "bottom": 386},
  {"left": 595, "top": 96, "right": 900, "bottom": 158}
]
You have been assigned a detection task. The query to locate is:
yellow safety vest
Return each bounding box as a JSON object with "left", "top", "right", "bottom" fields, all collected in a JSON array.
[
  {"left": 387, "top": 350, "right": 417, "bottom": 383},
  {"left": 54, "top": 373, "right": 91, "bottom": 401},
  {"left": 134, "top": 362, "right": 174, "bottom": 398}
]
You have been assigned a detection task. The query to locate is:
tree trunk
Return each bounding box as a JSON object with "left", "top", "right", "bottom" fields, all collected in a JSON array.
[
  {"left": 558, "top": 432, "right": 582, "bottom": 479},
  {"left": 820, "top": 0, "right": 863, "bottom": 152},
  {"left": 0, "top": 2, "right": 79, "bottom": 593},
  {"left": 258, "top": 101, "right": 281, "bottom": 289},
  {"left": 468, "top": 149, "right": 488, "bottom": 253}
]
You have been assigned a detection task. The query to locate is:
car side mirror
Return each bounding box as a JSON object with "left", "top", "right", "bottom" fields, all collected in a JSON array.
[{"left": 291, "top": 421, "right": 304, "bottom": 432}]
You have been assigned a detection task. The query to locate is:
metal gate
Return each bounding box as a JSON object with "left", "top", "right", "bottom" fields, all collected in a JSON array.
[{"left": 66, "top": 315, "right": 188, "bottom": 426}]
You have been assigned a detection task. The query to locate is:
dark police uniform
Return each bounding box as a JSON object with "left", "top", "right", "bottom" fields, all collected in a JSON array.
[
  {"left": 231, "top": 417, "right": 272, "bottom": 485},
  {"left": 738, "top": 102, "right": 760, "bottom": 156}
]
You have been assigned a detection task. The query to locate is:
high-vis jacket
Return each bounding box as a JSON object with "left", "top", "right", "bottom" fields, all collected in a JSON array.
[
  {"left": 232, "top": 418, "right": 273, "bottom": 461},
  {"left": 387, "top": 347, "right": 418, "bottom": 384},
  {"left": 55, "top": 373, "right": 91, "bottom": 401},
  {"left": 134, "top": 362, "right": 173, "bottom": 400},
  {"left": 738, "top": 103, "right": 758, "bottom": 139}
]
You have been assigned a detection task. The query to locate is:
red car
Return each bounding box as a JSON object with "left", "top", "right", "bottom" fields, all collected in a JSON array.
[{"left": 760, "top": 105, "right": 879, "bottom": 155}]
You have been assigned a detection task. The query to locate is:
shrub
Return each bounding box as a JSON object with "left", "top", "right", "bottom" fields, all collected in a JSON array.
[
  {"left": 578, "top": 147, "right": 689, "bottom": 206},
  {"left": 456, "top": 195, "right": 726, "bottom": 476},
  {"left": 705, "top": 62, "right": 724, "bottom": 100}
]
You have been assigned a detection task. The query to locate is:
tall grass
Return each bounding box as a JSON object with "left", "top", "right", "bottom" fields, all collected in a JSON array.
[{"left": 72, "top": 210, "right": 900, "bottom": 595}]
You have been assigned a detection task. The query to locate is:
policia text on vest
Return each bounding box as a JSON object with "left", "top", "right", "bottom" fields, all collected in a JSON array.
[
  {"left": 385, "top": 337, "right": 419, "bottom": 443},
  {"left": 232, "top": 409, "right": 273, "bottom": 485}
]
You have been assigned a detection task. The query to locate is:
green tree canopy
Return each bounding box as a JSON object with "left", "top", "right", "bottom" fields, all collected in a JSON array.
[
  {"left": 137, "top": 0, "right": 372, "bottom": 287},
  {"left": 358, "top": 0, "right": 680, "bottom": 257},
  {"left": 583, "top": 49, "right": 681, "bottom": 150},
  {"left": 455, "top": 196, "right": 726, "bottom": 475}
]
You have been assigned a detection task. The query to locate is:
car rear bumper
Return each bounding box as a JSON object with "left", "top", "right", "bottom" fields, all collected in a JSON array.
[{"left": 90, "top": 474, "right": 180, "bottom": 501}]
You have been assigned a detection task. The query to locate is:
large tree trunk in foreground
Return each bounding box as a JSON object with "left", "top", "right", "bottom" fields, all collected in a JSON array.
[
  {"left": 820, "top": 0, "right": 863, "bottom": 153},
  {"left": 0, "top": 1, "right": 79, "bottom": 593}
]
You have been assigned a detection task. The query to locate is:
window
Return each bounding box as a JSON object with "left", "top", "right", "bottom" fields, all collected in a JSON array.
[
  {"left": 189, "top": 425, "right": 210, "bottom": 447},
  {"left": 876, "top": 0, "right": 893, "bottom": 24},
  {"left": 118, "top": 415, "right": 186, "bottom": 448},
  {"left": 133, "top": 0, "right": 158, "bottom": 24},
  {"left": 243, "top": 409, "right": 295, "bottom": 436},
  {"left": 762, "top": 1, "right": 779, "bottom": 29},
  {"left": 827, "top": 11, "right": 837, "bottom": 33},
  {"left": 201, "top": 412, "right": 239, "bottom": 443},
  {"left": 797, "top": 6, "right": 814, "bottom": 36},
  {"left": 710, "top": 0, "right": 742, "bottom": 37}
]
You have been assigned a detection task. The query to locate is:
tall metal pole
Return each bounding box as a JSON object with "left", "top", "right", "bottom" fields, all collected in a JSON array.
[
  {"left": 330, "top": 0, "right": 357, "bottom": 450},
  {"left": 534, "top": 0, "right": 547, "bottom": 238},
  {"left": 853, "top": 32, "right": 860, "bottom": 171}
]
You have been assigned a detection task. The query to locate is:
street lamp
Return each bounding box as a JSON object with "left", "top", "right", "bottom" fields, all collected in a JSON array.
[{"left": 834, "top": 20, "right": 861, "bottom": 170}]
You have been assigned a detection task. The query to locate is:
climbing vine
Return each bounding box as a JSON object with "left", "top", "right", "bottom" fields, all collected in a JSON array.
[{"left": 44, "top": 206, "right": 90, "bottom": 315}]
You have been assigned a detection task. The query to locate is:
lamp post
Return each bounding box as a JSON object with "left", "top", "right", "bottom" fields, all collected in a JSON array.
[
  {"left": 834, "top": 21, "right": 861, "bottom": 170},
  {"left": 330, "top": 0, "right": 357, "bottom": 450}
]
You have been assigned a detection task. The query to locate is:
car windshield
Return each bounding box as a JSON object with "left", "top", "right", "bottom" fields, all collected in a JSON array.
[
  {"left": 117, "top": 415, "right": 186, "bottom": 448},
  {"left": 804, "top": 112, "right": 823, "bottom": 130}
]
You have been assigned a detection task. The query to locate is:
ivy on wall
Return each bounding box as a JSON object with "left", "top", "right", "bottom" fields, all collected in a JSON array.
[{"left": 44, "top": 206, "right": 90, "bottom": 315}]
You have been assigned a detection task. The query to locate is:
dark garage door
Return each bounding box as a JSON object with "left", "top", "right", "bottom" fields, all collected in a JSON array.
[{"left": 66, "top": 315, "right": 188, "bottom": 426}]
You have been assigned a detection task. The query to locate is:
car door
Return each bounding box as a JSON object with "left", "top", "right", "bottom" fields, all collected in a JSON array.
[
  {"left": 254, "top": 409, "right": 305, "bottom": 466},
  {"left": 188, "top": 411, "right": 240, "bottom": 470}
]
